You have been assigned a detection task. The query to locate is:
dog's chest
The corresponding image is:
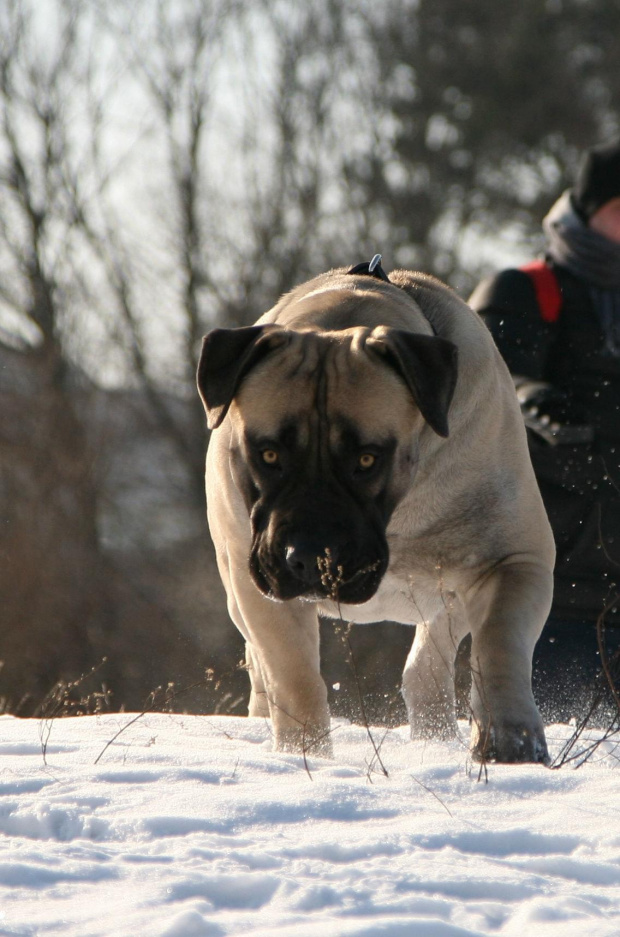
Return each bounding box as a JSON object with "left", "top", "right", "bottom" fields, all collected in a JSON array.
[{"left": 317, "top": 565, "right": 454, "bottom": 626}]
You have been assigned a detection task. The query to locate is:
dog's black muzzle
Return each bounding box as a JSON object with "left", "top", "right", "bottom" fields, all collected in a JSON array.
[{"left": 249, "top": 497, "right": 390, "bottom": 604}]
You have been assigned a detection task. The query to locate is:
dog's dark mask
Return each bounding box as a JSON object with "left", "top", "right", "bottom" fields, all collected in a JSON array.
[
  {"left": 197, "top": 323, "right": 457, "bottom": 604},
  {"left": 238, "top": 420, "right": 395, "bottom": 603}
]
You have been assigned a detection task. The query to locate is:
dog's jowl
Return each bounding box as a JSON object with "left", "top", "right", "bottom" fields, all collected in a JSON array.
[{"left": 197, "top": 262, "right": 555, "bottom": 763}]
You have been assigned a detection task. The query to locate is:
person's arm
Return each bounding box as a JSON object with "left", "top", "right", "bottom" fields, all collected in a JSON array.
[
  {"left": 469, "top": 268, "right": 555, "bottom": 377},
  {"left": 470, "top": 269, "right": 593, "bottom": 446}
]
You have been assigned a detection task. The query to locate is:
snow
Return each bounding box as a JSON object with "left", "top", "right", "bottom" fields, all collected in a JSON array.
[{"left": 0, "top": 713, "right": 619, "bottom": 936}]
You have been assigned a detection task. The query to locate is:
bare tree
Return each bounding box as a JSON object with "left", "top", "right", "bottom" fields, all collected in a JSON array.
[{"left": 0, "top": 0, "right": 116, "bottom": 709}]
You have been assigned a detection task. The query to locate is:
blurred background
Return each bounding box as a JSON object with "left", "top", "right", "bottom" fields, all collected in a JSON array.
[{"left": 1, "top": 0, "right": 619, "bottom": 720}]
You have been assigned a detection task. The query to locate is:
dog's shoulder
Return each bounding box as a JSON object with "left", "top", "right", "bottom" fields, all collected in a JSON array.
[
  {"left": 258, "top": 268, "right": 433, "bottom": 334},
  {"left": 389, "top": 270, "right": 485, "bottom": 337}
]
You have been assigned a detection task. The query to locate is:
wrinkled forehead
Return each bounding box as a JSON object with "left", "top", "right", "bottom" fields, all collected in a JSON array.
[{"left": 232, "top": 330, "right": 417, "bottom": 443}]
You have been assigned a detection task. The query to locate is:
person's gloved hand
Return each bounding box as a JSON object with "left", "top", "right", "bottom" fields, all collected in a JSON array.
[{"left": 514, "top": 379, "right": 594, "bottom": 446}]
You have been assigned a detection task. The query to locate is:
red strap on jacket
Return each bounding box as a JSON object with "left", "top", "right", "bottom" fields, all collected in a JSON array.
[{"left": 520, "top": 260, "right": 563, "bottom": 323}]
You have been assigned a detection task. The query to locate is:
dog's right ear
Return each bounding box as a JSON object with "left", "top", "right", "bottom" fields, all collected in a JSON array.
[{"left": 197, "top": 325, "right": 288, "bottom": 429}]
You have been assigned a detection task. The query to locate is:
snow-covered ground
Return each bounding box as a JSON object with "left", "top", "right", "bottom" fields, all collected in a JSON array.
[{"left": 1, "top": 712, "right": 619, "bottom": 936}]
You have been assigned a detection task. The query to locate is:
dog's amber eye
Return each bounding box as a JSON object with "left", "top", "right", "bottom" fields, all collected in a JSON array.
[
  {"left": 261, "top": 449, "right": 279, "bottom": 465},
  {"left": 358, "top": 453, "right": 376, "bottom": 470}
]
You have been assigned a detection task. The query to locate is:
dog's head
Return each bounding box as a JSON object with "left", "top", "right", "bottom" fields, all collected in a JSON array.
[{"left": 197, "top": 320, "right": 457, "bottom": 604}]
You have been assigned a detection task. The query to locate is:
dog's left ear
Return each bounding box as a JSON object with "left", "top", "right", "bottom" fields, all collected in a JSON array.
[
  {"left": 197, "top": 325, "right": 288, "bottom": 429},
  {"left": 366, "top": 329, "right": 458, "bottom": 437}
]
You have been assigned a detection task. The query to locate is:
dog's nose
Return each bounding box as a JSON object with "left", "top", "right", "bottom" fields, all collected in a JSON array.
[
  {"left": 285, "top": 542, "right": 338, "bottom": 584},
  {"left": 285, "top": 544, "right": 318, "bottom": 579}
]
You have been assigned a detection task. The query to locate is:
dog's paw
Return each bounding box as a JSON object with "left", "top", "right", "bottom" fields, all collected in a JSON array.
[{"left": 470, "top": 720, "right": 549, "bottom": 765}]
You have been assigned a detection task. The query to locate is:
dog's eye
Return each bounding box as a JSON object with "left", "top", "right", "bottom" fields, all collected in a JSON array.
[
  {"left": 358, "top": 453, "right": 376, "bottom": 470},
  {"left": 261, "top": 449, "right": 279, "bottom": 466}
]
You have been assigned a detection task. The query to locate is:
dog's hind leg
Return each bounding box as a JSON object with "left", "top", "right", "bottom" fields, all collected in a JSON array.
[
  {"left": 245, "top": 643, "right": 270, "bottom": 718},
  {"left": 401, "top": 592, "right": 469, "bottom": 741}
]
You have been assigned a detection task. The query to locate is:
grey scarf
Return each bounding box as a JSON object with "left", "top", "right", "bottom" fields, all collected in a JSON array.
[{"left": 543, "top": 190, "right": 620, "bottom": 355}]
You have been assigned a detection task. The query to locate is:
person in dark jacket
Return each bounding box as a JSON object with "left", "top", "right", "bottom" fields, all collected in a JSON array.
[{"left": 469, "top": 139, "right": 620, "bottom": 722}]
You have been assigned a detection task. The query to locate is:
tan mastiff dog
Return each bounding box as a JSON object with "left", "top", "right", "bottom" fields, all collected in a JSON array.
[{"left": 197, "top": 259, "right": 555, "bottom": 763}]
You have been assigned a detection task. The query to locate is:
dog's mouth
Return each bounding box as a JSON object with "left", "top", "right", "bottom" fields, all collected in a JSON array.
[
  {"left": 316, "top": 548, "right": 384, "bottom": 602},
  {"left": 250, "top": 545, "right": 388, "bottom": 604}
]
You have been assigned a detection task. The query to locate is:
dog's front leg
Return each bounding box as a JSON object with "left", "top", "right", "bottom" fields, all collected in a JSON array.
[
  {"left": 467, "top": 560, "right": 552, "bottom": 764},
  {"left": 226, "top": 564, "right": 332, "bottom": 756}
]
